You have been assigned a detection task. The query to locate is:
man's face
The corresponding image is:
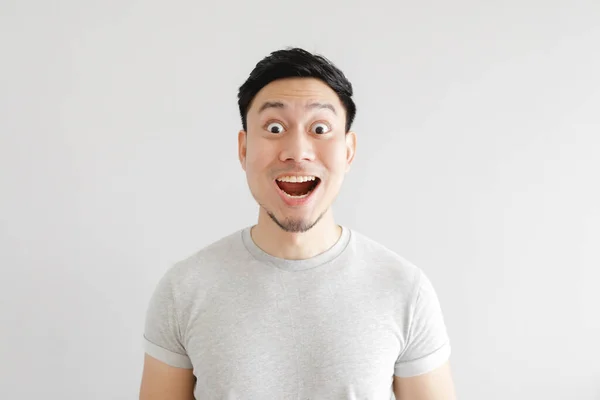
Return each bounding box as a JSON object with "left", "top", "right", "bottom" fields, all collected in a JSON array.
[{"left": 238, "top": 77, "right": 356, "bottom": 233}]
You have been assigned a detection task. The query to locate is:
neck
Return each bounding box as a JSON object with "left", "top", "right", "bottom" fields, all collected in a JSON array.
[{"left": 250, "top": 209, "right": 342, "bottom": 260}]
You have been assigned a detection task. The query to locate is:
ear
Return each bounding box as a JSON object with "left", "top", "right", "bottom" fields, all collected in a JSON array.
[
  {"left": 238, "top": 130, "right": 247, "bottom": 171},
  {"left": 345, "top": 131, "right": 357, "bottom": 172}
]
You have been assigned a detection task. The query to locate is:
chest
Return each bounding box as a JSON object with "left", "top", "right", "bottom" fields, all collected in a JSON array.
[{"left": 183, "top": 274, "right": 401, "bottom": 399}]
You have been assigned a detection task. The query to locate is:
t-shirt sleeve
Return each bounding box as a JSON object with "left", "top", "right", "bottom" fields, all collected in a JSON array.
[
  {"left": 143, "top": 269, "right": 193, "bottom": 369},
  {"left": 394, "top": 269, "right": 451, "bottom": 377}
]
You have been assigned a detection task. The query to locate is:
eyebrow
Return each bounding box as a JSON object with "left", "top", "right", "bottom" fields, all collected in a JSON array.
[
  {"left": 307, "top": 102, "right": 337, "bottom": 115},
  {"left": 258, "top": 101, "right": 337, "bottom": 115},
  {"left": 258, "top": 101, "right": 285, "bottom": 113}
]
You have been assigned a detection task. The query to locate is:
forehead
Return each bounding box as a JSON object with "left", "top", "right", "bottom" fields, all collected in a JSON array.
[{"left": 249, "top": 77, "right": 343, "bottom": 112}]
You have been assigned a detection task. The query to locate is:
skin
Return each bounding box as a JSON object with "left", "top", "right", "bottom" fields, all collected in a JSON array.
[
  {"left": 139, "top": 77, "right": 456, "bottom": 399},
  {"left": 238, "top": 77, "right": 356, "bottom": 260},
  {"left": 139, "top": 354, "right": 195, "bottom": 400}
]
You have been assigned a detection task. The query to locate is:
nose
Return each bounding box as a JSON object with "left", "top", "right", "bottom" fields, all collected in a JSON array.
[{"left": 279, "top": 127, "right": 316, "bottom": 162}]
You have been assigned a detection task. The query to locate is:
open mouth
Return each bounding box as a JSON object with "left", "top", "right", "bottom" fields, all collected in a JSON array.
[{"left": 275, "top": 176, "right": 321, "bottom": 199}]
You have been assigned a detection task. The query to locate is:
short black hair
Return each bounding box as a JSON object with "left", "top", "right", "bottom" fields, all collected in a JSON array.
[{"left": 237, "top": 47, "right": 356, "bottom": 132}]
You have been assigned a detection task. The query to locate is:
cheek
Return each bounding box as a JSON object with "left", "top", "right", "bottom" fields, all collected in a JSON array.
[
  {"left": 245, "top": 142, "right": 273, "bottom": 179},
  {"left": 321, "top": 143, "right": 349, "bottom": 173}
]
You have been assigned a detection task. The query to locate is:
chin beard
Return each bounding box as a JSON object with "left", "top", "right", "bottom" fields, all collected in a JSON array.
[{"left": 265, "top": 208, "right": 327, "bottom": 233}]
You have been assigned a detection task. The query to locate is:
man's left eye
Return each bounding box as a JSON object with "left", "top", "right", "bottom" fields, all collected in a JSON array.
[{"left": 311, "top": 123, "right": 330, "bottom": 135}]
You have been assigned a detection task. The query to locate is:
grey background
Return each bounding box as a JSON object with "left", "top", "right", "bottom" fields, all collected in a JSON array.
[{"left": 1, "top": 1, "right": 599, "bottom": 399}]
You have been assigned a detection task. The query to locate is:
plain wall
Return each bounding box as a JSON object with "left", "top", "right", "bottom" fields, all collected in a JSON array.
[{"left": 1, "top": 0, "right": 599, "bottom": 399}]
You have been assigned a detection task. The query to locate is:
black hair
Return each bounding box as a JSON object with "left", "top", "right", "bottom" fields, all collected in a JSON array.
[{"left": 237, "top": 47, "right": 356, "bottom": 132}]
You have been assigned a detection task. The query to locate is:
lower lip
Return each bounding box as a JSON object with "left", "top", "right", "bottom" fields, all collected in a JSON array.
[{"left": 274, "top": 180, "right": 321, "bottom": 207}]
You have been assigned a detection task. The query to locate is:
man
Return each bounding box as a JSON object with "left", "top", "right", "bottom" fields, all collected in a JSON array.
[{"left": 139, "top": 47, "right": 456, "bottom": 399}]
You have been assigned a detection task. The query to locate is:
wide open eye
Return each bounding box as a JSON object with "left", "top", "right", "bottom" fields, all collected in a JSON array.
[
  {"left": 311, "top": 122, "right": 331, "bottom": 135},
  {"left": 266, "top": 122, "right": 285, "bottom": 134}
]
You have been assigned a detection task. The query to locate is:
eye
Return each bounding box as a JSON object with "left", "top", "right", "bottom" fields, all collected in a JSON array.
[
  {"left": 311, "top": 122, "right": 331, "bottom": 135},
  {"left": 266, "top": 122, "right": 285, "bottom": 134}
]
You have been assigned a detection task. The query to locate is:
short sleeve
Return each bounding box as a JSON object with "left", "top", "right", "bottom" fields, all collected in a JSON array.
[
  {"left": 143, "top": 270, "right": 193, "bottom": 369},
  {"left": 394, "top": 269, "right": 451, "bottom": 377}
]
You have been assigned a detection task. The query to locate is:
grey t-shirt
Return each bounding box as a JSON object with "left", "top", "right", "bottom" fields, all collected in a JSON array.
[{"left": 143, "top": 226, "right": 451, "bottom": 399}]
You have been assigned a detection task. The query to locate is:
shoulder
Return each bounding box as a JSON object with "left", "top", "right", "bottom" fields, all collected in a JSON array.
[
  {"left": 156, "top": 228, "right": 248, "bottom": 296},
  {"left": 348, "top": 228, "right": 423, "bottom": 291}
]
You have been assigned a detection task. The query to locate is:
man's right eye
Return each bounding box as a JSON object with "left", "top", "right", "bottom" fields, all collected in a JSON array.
[{"left": 266, "top": 122, "right": 285, "bottom": 134}]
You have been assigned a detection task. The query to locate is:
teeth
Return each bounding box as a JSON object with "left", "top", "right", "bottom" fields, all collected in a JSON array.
[
  {"left": 283, "top": 191, "right": 311, "bottom": 199},
  {"left": 276, "top": 175, "right": 317, "bottom": 183}
]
